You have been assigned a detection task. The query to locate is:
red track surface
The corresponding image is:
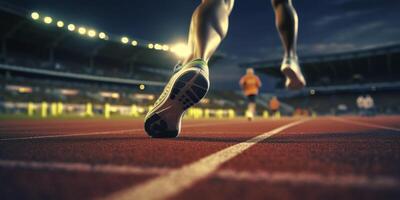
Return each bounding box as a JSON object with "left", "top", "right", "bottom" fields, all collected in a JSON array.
[{"left": 1, "top": 116, "right": 400, "bottom": 200}]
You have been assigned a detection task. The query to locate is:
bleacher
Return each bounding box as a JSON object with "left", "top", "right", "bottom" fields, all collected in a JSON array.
[{"left": 240, "top": 43, "right": 400, "bottom": 115}]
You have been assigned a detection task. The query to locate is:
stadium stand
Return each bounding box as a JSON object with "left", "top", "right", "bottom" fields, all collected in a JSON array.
[
  {"left": 242, "top": 44, "right": 400, "bottom": 87},
  {"left": 0, "top": 2, "right": 237, "bottom": 116},
  {"left": 241, "top": 43, "right": 400, "bottom": 115}
]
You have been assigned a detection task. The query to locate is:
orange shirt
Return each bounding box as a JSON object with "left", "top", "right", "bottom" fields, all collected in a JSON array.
[
  {"left": 239, "top": 74, "right": 262, "bottom": 96},
  {"left": 269, "top": 98, "right": 280, "bottom": 111}
]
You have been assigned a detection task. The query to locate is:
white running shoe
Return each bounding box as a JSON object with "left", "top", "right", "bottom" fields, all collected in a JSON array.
[
  {"left": 144, "top": 59, "right": 209, "bottom": 138},
  {"left": 281, "top": 56, "right": 306, "bottom": 90}
]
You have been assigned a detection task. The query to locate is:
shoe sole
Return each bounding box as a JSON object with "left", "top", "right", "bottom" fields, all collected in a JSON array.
[
  {"left": 144, "top": 70, "right": 209, "bottom": 138},
  {"left": 282, "top": 67, "right": 305, "bottom": 90}
]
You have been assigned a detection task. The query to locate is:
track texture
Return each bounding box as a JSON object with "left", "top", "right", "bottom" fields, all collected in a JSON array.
[{"left": 1, "top": 116, "right": 399, "bottom": 200}]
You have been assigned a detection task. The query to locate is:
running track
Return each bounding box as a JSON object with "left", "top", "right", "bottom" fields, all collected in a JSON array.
[{"left": 0, "top": 116, "right": 400, "bottom": 200}]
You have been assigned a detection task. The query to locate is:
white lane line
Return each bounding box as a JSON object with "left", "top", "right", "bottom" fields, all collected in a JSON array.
[
  {"left": 330, "top": 117, "right": 400, "bottom": 132},
  {"left": 0, "top": 129, "right": 143, "bottom": 141},
  {"left": 0, "top": 159, "right": 170, "bottom": 175},
  {"left": 103, "top": 119, "right": 308, "bottom": 200},
  {"left": 1, "top": 159, "right": 397, "bottom": 190},
  {"left": 216, "top": 169, "right": 399, "bottom": 190}
]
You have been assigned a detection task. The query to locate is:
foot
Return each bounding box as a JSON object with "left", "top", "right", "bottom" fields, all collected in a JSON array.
[
  {"left": 245, "top": 110, "right": 254, "bottom": 121},
  {"left": 144, "top": 59, "right": 210, "bottom": 138},
  {"left": 281, "top": 56, "right": 306, "bottom": 90}
]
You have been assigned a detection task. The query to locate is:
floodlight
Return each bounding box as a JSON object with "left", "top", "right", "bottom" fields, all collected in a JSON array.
[
  {"left": 68, "top": 24, "right": 76, "bottom": 31},
  {"left": 31, "top": 12, "right": 40, "bottom": 20},
  {"left": 56, "top": 21, "right": 64, "bottom": 28},
  {"left": 44, "top": 16, "right": 53, "bottom": 24},
  {"left": 88, "top": 29, "right": 96, "bottom": 37},
  {"left": 78, "top": 27, "right": 87, "bottom": 35},
  {"left": 121, "top": 36, "right": 129, "bottom": 44}
]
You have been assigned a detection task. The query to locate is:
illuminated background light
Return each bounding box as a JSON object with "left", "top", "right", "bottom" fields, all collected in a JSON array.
[
  {"left": 78, "top": 27, "right": 86, "bottom": 35},
  {"left": 67, "top": 24, "right": 75, "bottom": 31},
  {"left": 56, "top": 21, "right": 64, "bottom": 28},
  {"left": 31, "top": 12, "right": 39, "bottom": 20},
  {"left": 99, "top": 32, "right": 106, "bottom": 39},
  {"left": 162, "top": 45, "right": 169, "bottom": 51},
  {"left": 121, "top": 36, "right": 129, "bottom": 44},
  {"left": 171, "top": 43, "right": 191, "bottom": 58},
  {"left": 139, "top": 84, "right": 145, "bottom": 90},
  {"left": 88, "top": 29, "right": 96, "bottom": 37},
  {"left": 154, "top": 43, "right": 162, "bottom": 50},
  {"left": 43, "top": 16, "right": 52, "bottom": 24},
  {"left": 29, "top": 11, "right": 181, "bottom": 56}
]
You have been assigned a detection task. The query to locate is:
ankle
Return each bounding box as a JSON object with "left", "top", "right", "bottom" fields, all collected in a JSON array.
[
  {"left": 183, "top": 57, "right": 207, "bottom": 66},
  {"left": 283, "top": 52, "right": 297, "bottom": 60}
]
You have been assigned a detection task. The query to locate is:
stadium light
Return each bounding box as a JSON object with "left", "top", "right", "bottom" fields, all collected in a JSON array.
[
  {"left": 99, "top": 32, "right": 106, "bottom": 39},
  {"left": 88, "top": 29, "right": 96, "bottom": 37},
  {"left": 139, "top": 84, "right": 145, "bottom": 90},
  {"left": 131, "top": 40, "right": 138, "bottom": 46},
  {"left": 67, "top": 24, "right": 76, "bottom": 31},
  {"left": 121, "top": 36, "right": 129, "bottom": 44},
  {"left": 43, "top": 16, "right": 53, "bottom": 24},
  {"left": 162, "top": 45, "right": 169, "bottom": 51},
  {"left": 171, "top": 43, "right": 191, "bottom": 58},
  {"left": 78, "top": 27, "right": 87, "bottom": 35},
  {"left": 56, "top": 20, "right": 64, "bottom": 28},
  {"left": 31, "top": 12, "right": 40, "bottom": 20},
  {"left": 154, "top": 43, "right": 162, "bottom": 50},
  {"left": 148, "top": 43, "right": 154, "bottom": 49}
]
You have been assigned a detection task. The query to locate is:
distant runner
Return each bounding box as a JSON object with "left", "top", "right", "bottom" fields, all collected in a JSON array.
[{"left": 240, "top": 68, "right": 262, "bottom": 121}]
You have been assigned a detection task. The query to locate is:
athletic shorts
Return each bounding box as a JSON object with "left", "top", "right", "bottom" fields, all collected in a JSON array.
[{"left": 247, "top": 95, "right": 256, "bottom": 103}]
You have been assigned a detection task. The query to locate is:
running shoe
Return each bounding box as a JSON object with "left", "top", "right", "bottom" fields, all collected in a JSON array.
[
  {"left": 281, "top": 56, "right": 306, "bottom": 90},
  {"left": 144, "top": 59, "right": 209, "bottom": 138}
]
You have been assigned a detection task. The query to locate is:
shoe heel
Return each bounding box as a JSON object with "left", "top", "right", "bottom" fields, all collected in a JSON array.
[{"left": 282, "top": 67, "right": 305, "bottom": 89}]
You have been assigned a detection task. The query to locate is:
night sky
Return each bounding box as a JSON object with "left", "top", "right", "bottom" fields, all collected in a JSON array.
[{"left": 5, "top": 0, "right": 400, "bottom": 91}]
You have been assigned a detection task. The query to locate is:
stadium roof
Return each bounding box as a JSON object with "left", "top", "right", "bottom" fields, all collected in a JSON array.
[
  {"left": 240, "top": 43, "right": 400, "bottom": 88},
  {"left": 0, "top": 2, "right": 224, "bottom": 73},
  {"left": 0, "top": 3, "right": 182, "bottom": 69}
]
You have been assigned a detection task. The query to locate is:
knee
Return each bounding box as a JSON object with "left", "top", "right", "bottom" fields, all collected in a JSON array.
[{"left": 271, "top": 0, "right": 290, "bottom": 8}]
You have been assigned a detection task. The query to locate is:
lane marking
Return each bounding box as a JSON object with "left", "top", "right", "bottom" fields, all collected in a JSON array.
[
  {"left": 104, "top": 119, "right": 308, "bottom": 200},
  {"left": 0, "top": 159, "right": 170, "bottom": 175},
  {"left": 0, "top": 129, "right": 143, "bottom": 141},
  {"left": 1, "top": 159, "right": 397, "bottom": 190},
  {"left": 330, "top": 117, "right": 400, "bottom": 132},
  {"left": 0, "top": 120, "right": 257, "bottom": 141},
  {"left": 216, "top": 169, "right": 399, "bottom": 189}
]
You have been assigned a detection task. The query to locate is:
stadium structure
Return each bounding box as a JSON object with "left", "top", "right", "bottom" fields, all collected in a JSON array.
[
  {"left": 0, "top": 3, "right": 239, "bottom": 117},
  {"left": 241, "top": 43, "right": 400, "bottom": 115},
  {"left": 1, "top": 1, "right": 399, "bottom": 118}
]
